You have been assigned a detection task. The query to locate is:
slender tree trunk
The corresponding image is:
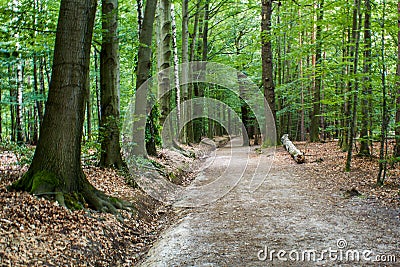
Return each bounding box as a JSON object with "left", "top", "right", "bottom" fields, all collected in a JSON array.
[
  {"left": 38, "top": 58, "right": 45, "bottom": 126},
  {"left": 180, "top": 0, "right": 189, "bottom": 143},
  {"left": 32, "top": 56, "right": 40, "bottom": 144},
  {"left": 395, "top": 0, "right": 400, "bottom": 157},
  {"left": 377, "top": 0, "right": 388, "bottom": 185},
  {"left": 310, "top": 0, "right": 324, "bottom": 142},
  {"left": 16, "top": 61, "right": 24, "bottom": 144},
  {"left": 11, "top": 0, "right": 128, "bottom": 213},
  {"left": 239, "top": 72, "right": 250, "bottom": 146},
  {"left": 9, "top": 64, "right": 16, "bottom": 142},
  {"left": 0, "top": 73, "right": 2, "bottom": 142},
  {"left": 345, "top": 0, "right": 362, "bottom": 171},
  {"left": 94, "top": 49, "right": 101, "bottom": 130},
  {"left": 360, "top": 0, "right": 372, "bottom": 156},
  {"left": 132, "top": 0, "right": 157, "bottom": 156},
  {"left": 99, "top": 0, "right": 125, "bottom": 169},
  {"left": 86, "top": 90, "right": 92, "bottom": 141},
  {"left": 157, "top": 0, "right": 172, "bottom": 127},
  {"left": 171, "top": 3, "right": 180, "bottom": 131},
  {"left": 184, "top": 0, "right": 201, "bottom": 143},
  {"left": 261, "top": 0, "right": 276, "bottom": 144},
  {"left": 137, "top": 0, "right": 143, "bottom": 34}
]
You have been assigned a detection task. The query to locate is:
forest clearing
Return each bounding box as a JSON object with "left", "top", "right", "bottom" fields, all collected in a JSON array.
[{"left": 1, "top": 0, "right": 400, "bottom": 265}]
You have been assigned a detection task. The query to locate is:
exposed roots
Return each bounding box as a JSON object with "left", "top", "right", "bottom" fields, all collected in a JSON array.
[{"left": 9, "top": 170, "right": 136, "bottom": 220}]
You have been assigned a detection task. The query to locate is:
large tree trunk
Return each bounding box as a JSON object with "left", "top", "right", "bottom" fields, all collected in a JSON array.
[
  {"left": 261, "top": 0, "right": 276, "bottom": 145},
  {"left": 99, "top": 0, "right": 125, "bottom": 169},
  {"left": 132, "top": 0, "right": 157, "bottom": 156},
  {"left": 11, "top": 0, "right": 128, "bottom": 214}
]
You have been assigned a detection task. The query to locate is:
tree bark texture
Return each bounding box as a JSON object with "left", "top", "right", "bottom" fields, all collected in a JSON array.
[
  {"left": 99, "top": 0, "right": 125, "bottom": 169},
  {"left": 261, "top": 0, "right": 276, "bottom": 144},
  {"left": 11, "top": 0, "right": 130, "bottom": 214}
]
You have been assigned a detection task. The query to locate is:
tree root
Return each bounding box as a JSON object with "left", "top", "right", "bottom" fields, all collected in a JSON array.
[{"left": 9, "top": 170, "right": 136, "bottom": 220}]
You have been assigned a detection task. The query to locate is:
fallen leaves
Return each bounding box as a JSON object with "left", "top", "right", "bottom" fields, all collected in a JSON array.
[
  {"left": 0, "top": 150, "right": 176, "bottom": 266},
  {"left": 291, "top": 141, "right": 400, "bottom": 209}
]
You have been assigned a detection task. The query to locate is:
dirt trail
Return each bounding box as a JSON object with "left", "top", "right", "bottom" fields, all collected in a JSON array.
[{"left": 139, "top": 138, "right": 400, "bottom": 266}]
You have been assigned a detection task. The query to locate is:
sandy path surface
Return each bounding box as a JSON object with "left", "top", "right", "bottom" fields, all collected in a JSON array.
[{"left": 139, "top": 138, "right": 400, "bottom": 266}]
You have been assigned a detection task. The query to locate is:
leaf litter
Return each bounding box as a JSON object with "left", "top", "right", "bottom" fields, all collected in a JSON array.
[{"left": 0, "top": 140, "right": 399, "bottom": 266}]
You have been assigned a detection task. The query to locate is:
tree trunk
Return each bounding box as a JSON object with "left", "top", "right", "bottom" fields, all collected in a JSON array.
[
  {"left": 32, "top": 56, "right": 39, "bottom": 144},
  {"left": 180, "top": 0, "right": 189, "bottom": 143},
  {"left": 239, "top": 72, "right": 250, "bottom": 146},
  {"left": 345, "top": 0, "right": 362, "bottom": 171},
  {"left": 281, "top": 134, "right": 305, "bottom": 163},
  {"left": 132, "top": 0, "right": 157, "bottom": 156},
  {"left": 310, "top": 0, "right": 324, "bottom": 142},
  {"left": 171, "top": 3, "right": 180, "bottom": 131},
  {"left": 11, "top": 0, "right": 129, "bottom": 214},
  {"left": 261, "top": 0, "right": 276, "bottom": 145},
  {"left": 38, "top": 57, "right": 45, "bottom": 126},
  {"left": 395, "top": 0, "right": 400, "bottom": 157},
  {"left": 99, "top": 0, "right": 125, "bottom": 169},
  {"left": 16, "top": 61, "right": 25, "bottom": 144},
  {"left": 377, "top": 0, "right": 388, "bottom": 186},
  {"left": 137, "top": 0, "right": 143, "bottom": 34},
  {"left": 157, "top": 0, "right": 172, "bottom": 127},
  {"left": 360, "top": 0, "right": 372, "bottom": 156}
]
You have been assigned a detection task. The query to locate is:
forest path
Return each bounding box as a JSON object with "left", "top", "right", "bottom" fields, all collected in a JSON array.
[{"left": 139, "top": 138, "right": 400, "bottom": 266}]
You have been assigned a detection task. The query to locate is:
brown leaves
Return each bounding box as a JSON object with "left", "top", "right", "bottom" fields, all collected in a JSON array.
[
  {"left": 292, "top": 141, "right": 400, "bottom": 209},
  {"left": 0, "top": 151, "right": 174, "bottom": 266}
]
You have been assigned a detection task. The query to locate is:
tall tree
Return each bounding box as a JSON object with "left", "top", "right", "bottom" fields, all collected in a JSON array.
[
  {"left": 345, "top": 0, "right": 362, "bottom": 171},
  {"left": 157, "top": 0, "right": 172, "bottom": 127},
  {"left": 310, "top": 0, "right": 324, "bottom": 142},
  {"left": 180, "top": 0, "right": 189, "bottom": 143},
  {"left": 11, "top": 0, "right": 127, "bottom": 213},
  {"left": 377, "top": 0, "right": 389, "bottom": 185},
  {"left": 394, "top": 0, "right": 400, "bottom": 157},
  {"left": 132, "top": 0, "right": 158, "bottom": 156},
  {"left": 261, "top": 0, "right": 276, "bottom": 143},
  {"left": 16, "top": 61, "right": 24, "bottom": 144},
  {"left": 99, "top": 0, "right": 125, "bottom": 169},
  {"left": 359, "top": 0, "right": 372, "bottom": 156}
]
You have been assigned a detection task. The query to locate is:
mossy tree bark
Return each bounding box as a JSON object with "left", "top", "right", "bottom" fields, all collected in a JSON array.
[
  {"left": 99, "top": 0, "right": 126, "bottom": 169},
  {"left": 11, "top": 0, "right": 130, "bottom": 214}
]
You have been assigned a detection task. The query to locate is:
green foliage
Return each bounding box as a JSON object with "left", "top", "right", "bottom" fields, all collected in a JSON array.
[
  {"left": 0, "top": 141, "right": 35, "bottom": 166},
  {"left": 81, "top": 138, "right": 101, "bottom": 166}
]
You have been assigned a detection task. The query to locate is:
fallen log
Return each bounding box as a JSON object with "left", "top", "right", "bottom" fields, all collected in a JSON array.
[{"left": 281, "top": 134, "right": 305, "bottom": 163}]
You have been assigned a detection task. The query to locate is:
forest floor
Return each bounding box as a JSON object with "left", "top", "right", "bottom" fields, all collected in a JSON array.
[
  {"left": 139, "top": 138, "right": 400, "bottom": 266},
  {"left": 0, "top": 139, "right": 399, "bottom": 266}
]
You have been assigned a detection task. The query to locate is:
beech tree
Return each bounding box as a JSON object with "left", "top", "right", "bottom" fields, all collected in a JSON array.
[
  {"left": 261, "top": 0, "right": 276, "bottom": 143},
  {"left": 11, "top": 0, "right": 129, "bottom": 213},
  {"left": 132, "top": 0, "right": 158, "bottom": 156},
  {"left": 99, "top": 0, "right": 126, "bottom": 169}
]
